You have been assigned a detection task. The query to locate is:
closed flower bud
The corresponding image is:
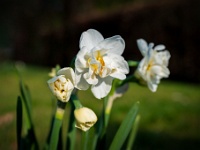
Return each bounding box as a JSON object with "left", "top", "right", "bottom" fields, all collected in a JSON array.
[{"left": 74, "top": 107, "right": 97, "bottom": 131}]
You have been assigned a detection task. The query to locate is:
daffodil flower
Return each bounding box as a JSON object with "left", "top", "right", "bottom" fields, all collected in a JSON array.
[
  {"left": 48, "top": 67, "right": 75, "bottom": 102},
  {"left": 136, "top": 39, "right": 170, "bottom": 92},
  {"left": 74, "top": 107, "right": 97, "bottom": 132},
  {"left": 75, "top": 29, "right": 129, "bottom": 99}
]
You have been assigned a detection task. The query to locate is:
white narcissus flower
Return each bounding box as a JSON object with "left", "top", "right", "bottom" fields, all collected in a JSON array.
[
  {"left": 47, "top": 67, "right": 75, "bottom": 102},
  {"left": 74, "top": 107, "right": 97, "bottom": 132},
  {"left": 75, "top": 29, "right": 129, "bottom": 99},
  {"left": 136, "top": 39, "right": 170, "bottom": 92}
]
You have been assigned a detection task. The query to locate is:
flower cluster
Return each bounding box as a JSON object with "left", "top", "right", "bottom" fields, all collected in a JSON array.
[
  {"left": 47, "top": 29, "right": 170, "bottom": 132},
  {"left": 15, "top": 25, "right": 172, "bottom": 150}
]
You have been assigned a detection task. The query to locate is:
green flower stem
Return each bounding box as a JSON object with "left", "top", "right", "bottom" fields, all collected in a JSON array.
[
  {"left": 70, "top": 94, "right": 82, "bottom": 109},
  {"left": 104, "top": 96, "right": 109, "bottom": 128},
  {"left": 66, "top": 93, "right": 82, "bottom": 150},
  {"left": 121, "top": 74, "right": 137, "bottom": 86},
  {"left": 49, "top": 101, "right": 66, "bottom": 150},
  {"left": 82, "top": 130, "right": 89, "bottom": 150},
  {"left": 128, "top": 60, "right": 139, "bottom": 67},
  {"left": 105, "top": 94, "right": 116, "bottom": 128},
  {"left": 66, "top": 103, "right": 76, "bottom": 150},
  {"left": 104, "top": 79, "right": 120, "bottom": 130}
]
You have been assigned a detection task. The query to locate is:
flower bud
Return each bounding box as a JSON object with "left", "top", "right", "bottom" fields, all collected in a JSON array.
[
  {"left": 47, "top": 67, "right": 75, "bottom": 102},
  {"left": 74, "top": 107, "right": 97, "bottom": 131},
  {"left": 48, "top": 68, "right": 56, "bottom": 77}
]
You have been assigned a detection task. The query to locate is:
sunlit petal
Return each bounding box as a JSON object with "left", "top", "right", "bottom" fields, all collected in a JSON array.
[
  {"left": 79, "top": 29, "right": 104, "bottom": 50},
  {"left": 91, "top": 77, "right": 113, "bottom": 99},
  {"left": 137, "top": 38, "right": 148, "bottom": 56}
]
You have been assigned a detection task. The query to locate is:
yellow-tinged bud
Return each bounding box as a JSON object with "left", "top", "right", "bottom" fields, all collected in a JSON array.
[{"left": 74, "top": 107, "right": 97, "bottom": 132}]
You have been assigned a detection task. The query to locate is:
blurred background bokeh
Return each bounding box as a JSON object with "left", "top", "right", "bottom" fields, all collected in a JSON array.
[{"left": 0, "top": 0, "right": 200, "bottom": 149}]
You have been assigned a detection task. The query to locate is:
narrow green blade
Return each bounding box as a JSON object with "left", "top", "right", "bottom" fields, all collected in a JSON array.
[
  {"left": 109, "top": 101, "right": 139, "bottom": 150},
  {"left": 20, "top": 80, "right": 32, "bottom": 126},
  {"left": 16, "top": 96, "right": 23, "bottom": 149},
  {"left": 126, "top": 115, "right": 140, "bottom": 150},
  {"left": 19, "top": 80, "right": 39, "bottom": 149}
]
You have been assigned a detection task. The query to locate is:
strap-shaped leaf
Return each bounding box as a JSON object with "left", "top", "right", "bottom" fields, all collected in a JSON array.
[
  {"left": 20, "top": 80, "right": 32, "bottom": 128},
  {"left": 109, "top": 101, "right": 139, "bottom": 150},
  {"left": 126, "top": 115, "right": 140, "bottom": 150},
  {"left": 16, "top": 96, "right": 23, "bottom": 149},
  {"left": 19, "top": 80, "right": 39, "bottom": 149}
]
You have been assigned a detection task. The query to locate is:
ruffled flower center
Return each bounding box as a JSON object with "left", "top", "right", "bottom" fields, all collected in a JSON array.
[
  {"left": 87, "top": 51, "right": 107, "bottom": 78},
  {"left": 53, "top": 76, "right": 73, "bottom": 100},
  {"left": 146, "top": 60, "right": 153, "bottom": 72}
]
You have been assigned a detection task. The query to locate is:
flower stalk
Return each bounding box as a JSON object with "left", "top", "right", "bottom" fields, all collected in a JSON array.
[{"left": 49, "top": 101, "right": 66, "bottom": 150}]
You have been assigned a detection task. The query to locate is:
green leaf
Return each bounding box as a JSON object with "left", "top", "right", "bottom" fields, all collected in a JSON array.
[
  {"left": 20, "top": 80, "right": 32, "bottom": 128},
  {"left": 16, "top": 96, "right": 23, "bottom": 149},
  {"left": 19, "top": 80, "right": 39, "bottom": 149},
  {"left": 126, "top": 115, "right": 140, "bottom": 150},
  {"left": 109, "top": 101, "right": 139, "bottom": 150}
]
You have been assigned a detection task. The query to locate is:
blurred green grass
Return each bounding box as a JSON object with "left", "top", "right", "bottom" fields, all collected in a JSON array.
[{"left": 0, "top": 61, "right": 200, "bottom": 150}]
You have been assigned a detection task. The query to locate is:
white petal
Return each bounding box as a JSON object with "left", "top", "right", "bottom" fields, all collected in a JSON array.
[
  {"left": 151, "top": 66, "right": 163, "bottom": 75},
  {"left": 94, "top": 35, "right": 125, "bottom": 55},
  {"left": 110, "top": 72, "right": 126, "bottom": 80},
  {"left": 146, "top": 71, "right": 158, "bottom": 92},
  {"left": 91, "top": 76, "right": 113, "bottom": 99},
  {"left": 79, "top": 29, "right": 104, "bottom": 50},
  {"left": 161, "top": 67, "right": 170, "bottom": 77},
  {"left": 137, "top": 39, "right": 148, "bottom": 56},
  {"left": 83, "top": 72, "right": 98, "bottom": 85},
  {"left": 148, "top": 43, "right": 154, "bottom": 50},
  {"left": 75, "top": 47, "right": 90, "bottom": 72},
  {"left": 57, "top": 67, "right": 75, "bottom": 85},
  {"left": 153, "top": 51, "right": 170, "bottom": 66},
  {"left": 75, "top": 70, "right": 90, "bottom": 90},
  {"left": 105, "top": 54, "right": 129, "bottom": 74},
  {"left": 154, "top": 44, "right": 165, "bottom": 51},
  {"left": 150, "top": 75, "right": 161, "bottom": 85},
  {"left": 103, "top": 54, "right": 128, "bottom": 80},
  {"left": 147, "top": 82, "right": 158, "bottom": 92},
  {"left": 161, "top": 51, "right": 171, "bottom": 66},
  {"left": 151, "top": 66, "right": 169, "bottom": 78},
  {"left": 47, "top": 76, "right": 60, "bottom": 84}
]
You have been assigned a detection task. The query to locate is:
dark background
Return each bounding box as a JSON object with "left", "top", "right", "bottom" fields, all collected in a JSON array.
[{"left": 0, "top": 0, "right": 200, "bottom": 82}]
